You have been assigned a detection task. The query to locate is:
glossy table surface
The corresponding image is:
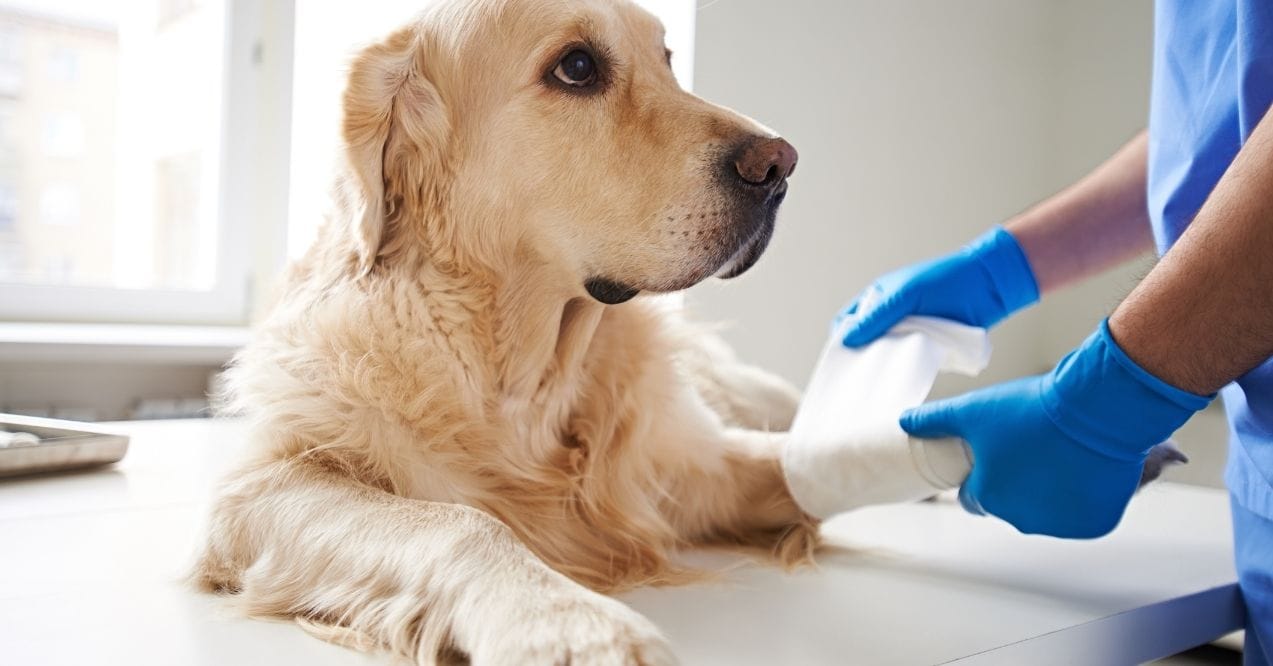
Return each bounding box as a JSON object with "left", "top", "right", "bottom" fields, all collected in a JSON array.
[{"left": 0, "top": 419, "right": 1242, "bottom": 665}]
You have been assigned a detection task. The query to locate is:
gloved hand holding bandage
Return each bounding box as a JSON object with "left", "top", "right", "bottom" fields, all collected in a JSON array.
[
  {"left": 813, "top": 227, "right": 1197, "bottom": 533},
  {"left": 782, "top": 315, "right": 990, "bottom": 519}
]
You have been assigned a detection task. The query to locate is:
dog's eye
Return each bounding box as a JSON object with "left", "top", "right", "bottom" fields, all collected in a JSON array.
[{"left": 554, "top": 49, "right": 597, "bottom": 87}]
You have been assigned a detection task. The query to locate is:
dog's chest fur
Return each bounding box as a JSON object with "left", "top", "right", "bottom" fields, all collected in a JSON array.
[{"left": 233, "top": 259, "right": 699, "bottom": 589}]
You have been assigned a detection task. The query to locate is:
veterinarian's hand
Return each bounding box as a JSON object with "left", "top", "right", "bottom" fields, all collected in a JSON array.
[
  {"left": 839, "top": 226, "right": 1039, "bottom": 347},
  {"left": 899, "top": 320, "right": 1212, "bottom": 538}
]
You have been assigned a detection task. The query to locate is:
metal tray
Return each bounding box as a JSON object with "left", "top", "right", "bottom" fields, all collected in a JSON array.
[{"left": 0, "top": 414, "right": 129, "bottom": 478}]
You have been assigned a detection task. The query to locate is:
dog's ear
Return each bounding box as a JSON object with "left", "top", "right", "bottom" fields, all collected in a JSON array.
[{"left": 341, "top": 26, "right": 450, "bottom": 273}]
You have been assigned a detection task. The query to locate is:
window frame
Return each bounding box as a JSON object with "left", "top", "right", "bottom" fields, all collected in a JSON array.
[{"left": 0, "top": 0, "right": 295, "bottom": 326}]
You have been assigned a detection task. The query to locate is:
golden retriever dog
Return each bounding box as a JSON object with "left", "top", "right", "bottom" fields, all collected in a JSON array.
[{"left": 194, "top": 0, "right": 814, "bottom": 662}]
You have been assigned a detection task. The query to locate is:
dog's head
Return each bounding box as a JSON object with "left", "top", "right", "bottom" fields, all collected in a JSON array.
[{"left": 342, "top": 0, "right": 796, "bottom": 304}]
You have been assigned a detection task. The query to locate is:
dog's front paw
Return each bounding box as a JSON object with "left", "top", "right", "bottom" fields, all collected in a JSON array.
[
  {"left": 474, "top": 591, "right": 677, "bottom": 666},
  {"left": 1138, "top": 440, "right": 1189, "bottom": 487}
]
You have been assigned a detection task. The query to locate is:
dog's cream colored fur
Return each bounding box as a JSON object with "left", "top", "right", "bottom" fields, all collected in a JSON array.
[{"left": 195, "top": 0, "right": 815, "bottom": 663}]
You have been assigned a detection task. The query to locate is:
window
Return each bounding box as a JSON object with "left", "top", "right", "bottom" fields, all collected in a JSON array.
[
  {"left": 158, "top": 0, "right": 202, "bottom": 27},
  {"left": 153, "top": 153, "right": 205, "bottom": 290},
  {"left": 41, "top": 112, "right": 83, "bottom": 157},
  {"left": 46, "top": 47, "right": 78, "bottom": 82},
  {"left": 39, "top": 183, "right": 79, "bottom": 227},
  {"left": 0, "top": 24, "right": 22, "bottom": 96},
  {"left": 0, "top": 100, "right": 14, "bottom": 177},
  {"left": 0, "top": 23, "right": 20, "bottom": 65},
  {"left": 0, "top": 100, "right": 13, "bottom": 139},
  {"left": 0, "top": 240, "right": 18, "bottom": 279},
  {"left": 0, "top": 0, "right": 264, "bottom": 324},
  {"left": 0, "top": 182, "right": 15, "bottom": 231},
  {"left": 41, "top": 254, "right": 73, "bottom": 282}
]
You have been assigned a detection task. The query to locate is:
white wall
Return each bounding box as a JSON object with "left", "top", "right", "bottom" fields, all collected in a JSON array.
[
  {"left": 1037, "top": 0, "right": 1157, "bottom": 362},
  {"left": 685, "top": 0, "right": 1155, "bottom": 389}
]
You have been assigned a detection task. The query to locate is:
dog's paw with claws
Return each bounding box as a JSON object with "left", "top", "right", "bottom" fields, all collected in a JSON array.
[
  {"left": 474, "top": 591, "right": 677, "bottom": 666},
  {"left": 1138, "top": 440, "right": 1189, "bottom": 488}
]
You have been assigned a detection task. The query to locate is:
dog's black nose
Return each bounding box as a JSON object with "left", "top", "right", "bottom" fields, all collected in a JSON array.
[{"left": 733, "top": 137, "right": 798, "bottom": 190}]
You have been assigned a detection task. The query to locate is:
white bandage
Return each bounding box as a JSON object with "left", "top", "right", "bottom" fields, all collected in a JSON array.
[{"left": 782, "top": 316, "right": 991, "bottom": 519}]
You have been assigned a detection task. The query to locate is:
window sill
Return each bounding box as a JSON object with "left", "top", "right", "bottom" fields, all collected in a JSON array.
[{"left": 0, "top": 322, "right": 250, "bottom": 365}]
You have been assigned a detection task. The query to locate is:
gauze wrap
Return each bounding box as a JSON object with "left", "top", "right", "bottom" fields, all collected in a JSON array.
[{"left": 782, "top": 316, "right": 992, "bottom": 519}]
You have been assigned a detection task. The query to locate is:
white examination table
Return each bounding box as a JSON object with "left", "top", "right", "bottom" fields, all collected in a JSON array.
[{"left": 0, "top": 420, "right": 1241, "bottom": 665}]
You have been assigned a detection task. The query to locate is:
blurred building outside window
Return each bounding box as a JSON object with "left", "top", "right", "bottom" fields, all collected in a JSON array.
[
  {"left": 0, "top": 24, "right": 21, "bottom": 96},
  {"left": 38, "top": 182, "right": 79, "bottom": 227},
  {"left": 157, "top": 0, "right": 202, "bottom": 28},
  {"left": 0, "top": 0, "right": 237, "bottom": 321},
  {"left": 41, "top": 111, "right": 84, "bottom": 157},
  {"left": 154, "top": 153, "right": 202, "bottom": 290},
  {"left": 0, "top": 182, "right": 15, "bottom": 231},
  {"left": 45, "top": 45, "right": 77, "bottom": 82}
]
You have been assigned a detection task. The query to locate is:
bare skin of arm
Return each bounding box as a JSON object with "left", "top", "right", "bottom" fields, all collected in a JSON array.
[
  {"left": 1109, "top": 108, "right": 1273, "bottom": 396},
  {"left": 1006, "top": 130, "right": 1156, "bottom": 295},
  {"left": 996, "top": 108, "right": 1273, "bottom": 395}
]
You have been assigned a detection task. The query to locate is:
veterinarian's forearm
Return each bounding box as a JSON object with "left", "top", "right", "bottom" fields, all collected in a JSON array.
[
  {"left": 1109, "top": 110, "right": 1273, "bottom": 396},
  {"left": 1006, "top": 131, "right": 1154, "bottom": 294}
]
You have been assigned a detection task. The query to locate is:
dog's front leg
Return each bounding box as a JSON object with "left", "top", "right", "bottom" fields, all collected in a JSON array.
[
  {"left": 709, "top": 428, "right": 820, "bottom": 564},
  {"left": 674, "top": 327, "right": 802, "bottom": 432},
  {"left": 657, "top": 396, "right": 819, "bottom": 565},
  {"left": 194, "top": 457, "right": 676, "bottom": 666}
]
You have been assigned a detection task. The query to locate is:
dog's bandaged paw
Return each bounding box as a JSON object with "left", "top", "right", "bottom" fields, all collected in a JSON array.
[
  {"left": 783, "top": 317, "right": 991, "bottom": 519},
  {"left": 782, "top": 319, "right": 1189, "bottom": 520},
  {"left": 473, "top": 590, "right": 677, "bottom": 666}
]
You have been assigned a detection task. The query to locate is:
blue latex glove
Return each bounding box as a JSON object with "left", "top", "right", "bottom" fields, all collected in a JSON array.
[
  {"left": 840, "top": 226, "right": 1040, "bottom": 347},
  {"left": 900, "top": 320, "right": 1212, "bottom": 538}
]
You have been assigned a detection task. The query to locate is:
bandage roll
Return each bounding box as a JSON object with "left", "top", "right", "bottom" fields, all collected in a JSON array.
[{"left": 782, "top": 317, "right": 991, "bottom": 519}]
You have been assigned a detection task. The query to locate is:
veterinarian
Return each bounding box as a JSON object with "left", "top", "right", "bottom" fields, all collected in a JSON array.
[{"left": 839, "top": 2, "right": 1272, "bottom": 662}]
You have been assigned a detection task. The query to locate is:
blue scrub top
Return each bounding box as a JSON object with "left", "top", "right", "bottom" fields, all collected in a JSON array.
[{"left": 1148, "top": 0, "right": 1273, "bottom": 519}]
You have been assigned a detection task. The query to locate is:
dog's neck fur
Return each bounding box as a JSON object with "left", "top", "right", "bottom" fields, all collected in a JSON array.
[
  {"left": 496, "top": 267, "right": 607, "bottom": 405},
  {"left": 349, "top": 123, "right": 614, "bottom": 418},
  {"left": 386, "top": 220, "right": 608, "bottom": 417}
]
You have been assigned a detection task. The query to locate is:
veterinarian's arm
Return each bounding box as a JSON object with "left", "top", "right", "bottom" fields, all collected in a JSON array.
[
  {"left": 841, "top": 132, "right": 1151, "bottom": 347},
  {"left": 1006, "top": 130, "right": 1154, "bottom": 294},
  {"left": 902, "top": 109, "right": 1273, "bottom": 537},
  {"left": 1109, "top": 111, "right": 1273, "bottom": 395}
]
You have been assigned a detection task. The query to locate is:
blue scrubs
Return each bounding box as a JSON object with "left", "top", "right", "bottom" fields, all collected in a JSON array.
[{"left": 1148, "top": 2, "right": 1273, "bottom": 662}]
